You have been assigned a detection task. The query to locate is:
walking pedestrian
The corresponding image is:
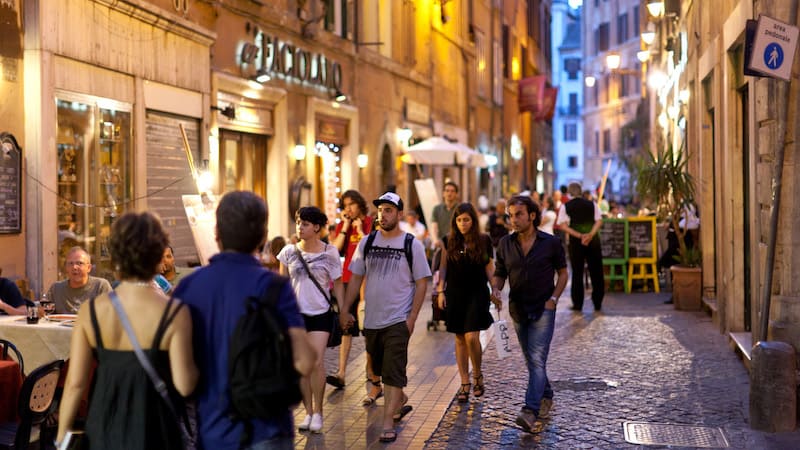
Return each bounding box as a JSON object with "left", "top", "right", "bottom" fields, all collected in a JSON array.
[
  {"left": 173, "top": 191, "right": 316, "bottom": 449},
  {"left": 277, "top": 207, "right": 345, "bottom": 434},
  {"left": 487, "top": 198, "right": 510, "bottom": 248},
  {"left": 340, "top": 192, "right": 431, "bottom": 443},
  {"left": 327, "top": 190, "right": 379, "bottom": 402},
  {"left": 434, "top": 203, "right": 500, "bottom": 403},
  {"left": 557, "top": 182, "right": 605, "bottom": 311},
  {"left": 430, "top": 181, "right": 460, "bottom": 248},
  {"left": 57, "top": 212, "right": 198, "bottom": 449},
  {"left": 492, "top": 195, "right": 567, "bottom": 433}
]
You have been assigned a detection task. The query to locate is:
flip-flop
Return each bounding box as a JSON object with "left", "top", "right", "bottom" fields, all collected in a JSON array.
[
  {"left": 379, "top": 429, "right": 398, "bottom": 443},
  {"left": 393, "top": 404, "right": 413, "bottom": 422},
  {"left": 325, "top": 375, "right": 345, "bottom": 389}
]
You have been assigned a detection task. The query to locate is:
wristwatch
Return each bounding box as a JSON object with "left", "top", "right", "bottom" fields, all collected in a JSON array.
[{"left": 549, "top": 296, "right": 558, "bottom": 305}]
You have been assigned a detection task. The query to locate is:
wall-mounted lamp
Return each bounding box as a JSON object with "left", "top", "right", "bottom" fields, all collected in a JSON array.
[
  {"left": 584, "top": 75, "right": 596, "bottom": 87},
  {"left": 333, "top": 89, "right": 347, "bottom": 102},
  {"left": 254, "top": 70, "right": 271, "bottom": 83},
  {"left": 679, "top": 89, "right": 690, "bottom": 104},
  {"left": 292, "top": 144, "right": 307, "bottom": 161},
  {"left": 641, "top": 23, "right": 656, "bottom": 45},
  {"left": 605, "top": 53, "right": 621, "bottom": 71},
  {"left": 646, "top": 1, "right": 664, "bottom": 18},
  {"left": 211, "top": 105, "right": 236, "bottom": 120},
  {"left": 357, "top": 153, "right": 369, "bottom": 169},
  {"left": 637, "top": 50, "right": 651, "bottom": 63}
]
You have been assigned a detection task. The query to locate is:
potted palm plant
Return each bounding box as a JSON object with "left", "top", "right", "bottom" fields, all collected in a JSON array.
[{"left": 635, "top": 141, "right": 701, "bottom": 310}]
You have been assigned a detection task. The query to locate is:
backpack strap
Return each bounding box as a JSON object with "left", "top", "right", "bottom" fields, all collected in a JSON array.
[
  {"left": 363, "top": 230, "right": 378, "bottom": 260},
  {"left": 404, "top": 232, "right": 414, "bottom": 273}
]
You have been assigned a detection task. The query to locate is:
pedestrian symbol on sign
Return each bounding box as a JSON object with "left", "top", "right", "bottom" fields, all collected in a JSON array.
[{"left": 765, "top": 43, "right": 784, "bottom": 69}]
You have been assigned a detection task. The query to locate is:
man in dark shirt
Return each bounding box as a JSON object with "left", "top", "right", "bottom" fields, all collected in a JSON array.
[
  {"left": 556, "top": 182, "right": 604, "bottom": 311},
  {"left": 492, "top": 195, "right": 567, "bottom": 433},
  {"left": 0, "top": 277, "right": 26, "bottom": 315}
]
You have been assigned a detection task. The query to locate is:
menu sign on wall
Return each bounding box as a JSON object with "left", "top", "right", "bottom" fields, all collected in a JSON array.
[{"left": 0, "top": 132, "right": 21, "bottom": 234}]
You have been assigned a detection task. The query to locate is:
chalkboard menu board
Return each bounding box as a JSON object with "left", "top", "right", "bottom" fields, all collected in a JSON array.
[
  {"left": 628, "top": 217, "right": 656, "bottom": 260},
  {"left": 600, "top": 218, "right": 627, "bottom": 262},
  {"left": 0, "top": 133, "right": 22, "bottom": 234}
]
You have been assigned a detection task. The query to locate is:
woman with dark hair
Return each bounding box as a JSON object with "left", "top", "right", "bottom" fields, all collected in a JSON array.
[
  {"left": 277, "top": 206, "right": 345, "bottom": 434},
  {"left": 434, "top": 203, "right": 500, "bottom": 403},
  {"left": 57, "top": 212, "right": 198, "bottom": 449}
]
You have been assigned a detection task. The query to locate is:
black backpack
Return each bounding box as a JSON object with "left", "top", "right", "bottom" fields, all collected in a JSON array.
[
  {"left": 227, "top": 275, "right": 301, "bottom": 443},
  {"left": 363, "top": 230, "right": 415, "bottom": 271}
]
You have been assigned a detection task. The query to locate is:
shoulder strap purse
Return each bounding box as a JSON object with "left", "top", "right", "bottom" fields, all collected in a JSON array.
[
  {"left": 294, "top": 245, "right": 342, "bottom": 347},
  {"left": 108, "top": 290, "right": 193, "bottom": 448}
]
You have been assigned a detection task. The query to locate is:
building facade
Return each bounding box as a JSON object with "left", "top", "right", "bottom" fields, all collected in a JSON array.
[
  {"left": 552, "top": 0, "right": 585, "bottom": 191},
  {"left": 664, "top": 0, "right": 800, "bottom": 356},
  {"left": 1, "top": 0, "right": 553, "bottom": 295},
  {"left": 582, "top": 0, "right": 644, "bottom": 200}
]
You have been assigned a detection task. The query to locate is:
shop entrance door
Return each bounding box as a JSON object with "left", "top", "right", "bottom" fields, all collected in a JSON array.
[{"left": 219, "top": 130, "right": 268, "bottom": 199}]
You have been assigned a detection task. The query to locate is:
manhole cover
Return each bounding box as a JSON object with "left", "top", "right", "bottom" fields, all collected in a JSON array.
[{"left": 623, "top": 421, "right": 729, "bottom": 448}]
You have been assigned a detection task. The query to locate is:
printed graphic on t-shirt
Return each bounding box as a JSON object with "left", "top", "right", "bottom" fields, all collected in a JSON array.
[{"left": 366, "top": 246, "right": 406, "bottom": 279}]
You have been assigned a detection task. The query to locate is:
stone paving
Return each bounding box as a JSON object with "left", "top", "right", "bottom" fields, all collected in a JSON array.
[
  {"left": 289, "top": 287, "right": 800, "bottom": 449},
  {"left": 425, "top": 292, "right": 800, "bottom": 450}
]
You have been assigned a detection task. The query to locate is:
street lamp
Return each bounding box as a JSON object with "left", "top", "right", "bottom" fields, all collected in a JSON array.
[
  {"left": 646, "top": 1, "right": 664, "bottom": 18},
  {"left": 584, "top": 75, "right": 596, "bottom": 87},
  {"left": 605, "top": 53, "right": 621, "bottom": 71}
]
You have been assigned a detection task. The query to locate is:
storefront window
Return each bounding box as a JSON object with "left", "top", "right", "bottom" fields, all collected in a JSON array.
[
  {"left": 218, "top": 130, "right": 268, "bottom": 198},
  {"left": 56, "top": 97, "right": 132, "bottom": 282}
]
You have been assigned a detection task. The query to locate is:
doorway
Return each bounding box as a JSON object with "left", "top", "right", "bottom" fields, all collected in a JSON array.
[{"left": 219, "top": 130, "right": 269, "bottom": 199}]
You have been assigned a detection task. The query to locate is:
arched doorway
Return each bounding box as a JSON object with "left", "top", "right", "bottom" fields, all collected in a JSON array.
[{"left": 380, "top": 144, "right": 396, "bottom": 192}]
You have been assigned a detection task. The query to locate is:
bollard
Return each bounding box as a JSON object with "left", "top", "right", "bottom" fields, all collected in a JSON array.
[{"left": 750, "top": 341, "right": 797, "bottom": 432}]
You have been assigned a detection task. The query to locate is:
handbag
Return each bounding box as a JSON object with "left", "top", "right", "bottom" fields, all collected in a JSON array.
[
  {"left": 295, "top": 245, "right": 343, "bottom": 348},
  {"left": 108, "top": 291, "right": 195, "bottom": 449}
]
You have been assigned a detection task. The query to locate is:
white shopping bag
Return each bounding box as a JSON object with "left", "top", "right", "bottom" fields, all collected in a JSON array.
[{"left": 494, "top": 319, "right": 512, "bottom": 359}]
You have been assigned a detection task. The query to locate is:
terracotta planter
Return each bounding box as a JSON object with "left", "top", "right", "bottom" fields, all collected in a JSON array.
[{"left": 670, "top": 266, "right": 702, "bottom": 311}]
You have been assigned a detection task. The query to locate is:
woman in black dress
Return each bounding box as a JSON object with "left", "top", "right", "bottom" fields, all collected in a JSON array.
[
  {"left": 57, "top": 212, "right": 198, "bottom": 449},
  {"left": 435, "top": 203, "right": 501, "bottom": 403}
]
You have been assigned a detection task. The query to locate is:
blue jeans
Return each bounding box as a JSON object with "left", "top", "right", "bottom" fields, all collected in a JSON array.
[
  {"left": 246, "top": 435, "right": 294, "bottom": 450},
  {"left": 513, "top": 309, "right": 555, "bottom": 414}
]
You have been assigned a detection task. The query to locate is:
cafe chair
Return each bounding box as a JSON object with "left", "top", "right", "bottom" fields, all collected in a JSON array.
[
  {"left": 0, "top": 339, "right": 23, "bottom": 377},
  {"left": 0, "top": 359, "right": 65, "bottom": 450}
]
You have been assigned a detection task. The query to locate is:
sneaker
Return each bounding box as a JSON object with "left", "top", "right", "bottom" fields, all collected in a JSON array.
[
  {"left": 309, "top": 413, "right": 323, "bottom": 433},
  {"left": 515, "top": 408, "right": 542, "bottom": 433},
  {"left": 298, "top": 414, "right": 312, "bottom": 431},
  {"left": 539, "top": 398, "right": 553, "bottom": 419}
]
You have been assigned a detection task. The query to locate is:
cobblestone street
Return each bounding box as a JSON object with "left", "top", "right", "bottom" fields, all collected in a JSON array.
[{"left": 425, "top": 292, "right": 800, "bottom": 449}]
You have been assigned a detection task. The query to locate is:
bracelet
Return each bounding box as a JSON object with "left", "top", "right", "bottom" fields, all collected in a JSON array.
[{"left": 549, "top": 296, "right": 558, "bottom": 304}]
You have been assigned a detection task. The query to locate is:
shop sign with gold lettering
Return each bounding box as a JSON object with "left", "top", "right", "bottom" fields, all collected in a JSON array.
[{"left": 239, "top": 29, "right": 343, "bottom": 91}]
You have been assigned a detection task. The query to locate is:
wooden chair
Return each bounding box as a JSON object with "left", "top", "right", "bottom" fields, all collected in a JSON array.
[
  {"left": 12, "top": 280, "right": 34, "bottom": 305},
  {"left": 0, "top": 339, "right": 24, "bottom": 377},
  {"left": 0, "top": 359, "right": 65, "bottom": 449}
]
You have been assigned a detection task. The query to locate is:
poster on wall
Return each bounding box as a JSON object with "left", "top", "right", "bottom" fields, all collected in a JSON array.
[
  {"left": 182, "top": 194, "right": 218, "bottom": 266},
  {"left": 0, "top": 132, "right": 22, "bottom": 234}
]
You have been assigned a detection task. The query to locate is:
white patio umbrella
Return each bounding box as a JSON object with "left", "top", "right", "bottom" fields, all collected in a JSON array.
[{"left": 401, "top": 136, "right": 488, "bottom": 168}]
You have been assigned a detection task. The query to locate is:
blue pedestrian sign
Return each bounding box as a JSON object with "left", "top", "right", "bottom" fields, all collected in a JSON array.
[
  {"left": 748, "top": 15, "right": 798, "bottom": 81},
  {"left": 764, "top": 43, "right": 784, "bottom": 70}
]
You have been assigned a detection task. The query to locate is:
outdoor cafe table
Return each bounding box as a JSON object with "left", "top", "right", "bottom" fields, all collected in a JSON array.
[{"left": 0, "top": 315, "right": 73, "bottom": 373}]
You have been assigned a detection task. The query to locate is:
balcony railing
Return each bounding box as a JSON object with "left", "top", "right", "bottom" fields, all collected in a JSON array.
[{"left": 558, "top": 106, "right": 582, "bottom": 117}]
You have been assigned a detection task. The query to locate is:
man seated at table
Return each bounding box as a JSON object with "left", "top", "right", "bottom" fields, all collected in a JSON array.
[
  {"left": 0, "top": 276, "right": 27, "bottom": 315},
  {"left": 160, "top": 246, "right": 193, "bottom": 289},
  {"left": 47, "top": 247, "right": 112, "bottom": 314}
]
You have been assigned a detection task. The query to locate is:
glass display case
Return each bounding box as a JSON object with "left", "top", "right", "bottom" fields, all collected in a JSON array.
[{"left": 56, "top": 96, "right": 132, "bottom": 282}]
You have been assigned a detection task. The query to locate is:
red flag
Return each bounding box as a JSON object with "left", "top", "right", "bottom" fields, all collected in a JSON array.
[
  {"left": 535, "top": 87, "right": 558, "bottom": 121},
  {"left": 518, "top": 76, "right": 546, "bottom": 113}
]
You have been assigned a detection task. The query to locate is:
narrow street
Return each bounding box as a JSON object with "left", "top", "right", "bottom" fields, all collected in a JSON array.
[{"left": 296, "top": 290, "right": 800, "bottom": 449}]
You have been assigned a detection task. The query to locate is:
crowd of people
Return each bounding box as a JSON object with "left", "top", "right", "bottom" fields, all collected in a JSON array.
[{"left": 0, "top": 179, "right": 630, "bottom": 449}]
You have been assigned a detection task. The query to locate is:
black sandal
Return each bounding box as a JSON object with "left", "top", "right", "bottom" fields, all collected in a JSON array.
[
  {"left": 473, "top": 374, "right": 485, "bottom": 397},
  {"left": 362, "top": 379, "right": 383, "bottom": 406},
  {"left": 457, "top": 383, "right": 471, "bottom": 403}
]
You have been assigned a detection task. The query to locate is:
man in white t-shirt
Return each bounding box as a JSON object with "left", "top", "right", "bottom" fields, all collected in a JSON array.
[{"left": 341, "top": 192, "right": 431, "bottom": 443}]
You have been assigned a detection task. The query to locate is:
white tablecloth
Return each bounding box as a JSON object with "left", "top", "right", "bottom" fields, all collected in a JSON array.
[{"left": 0, "top": 315, "right": 73, "bottom": 373}]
